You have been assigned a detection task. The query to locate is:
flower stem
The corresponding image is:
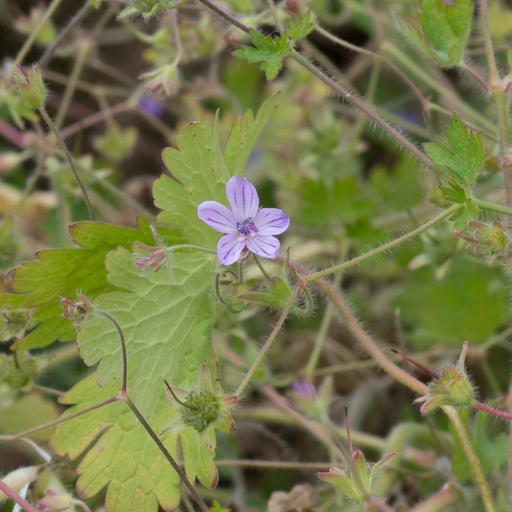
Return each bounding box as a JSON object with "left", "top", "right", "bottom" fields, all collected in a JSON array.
[
  {"left": 252, "top": 253, "right": 272, "bottom": 281},
  {"left": 0, "top": 480, "right": 41, "bottom": 512},
  {"left": 442, "top": 406, "right": 496, "bottom": 512},
  {"left": 473, "top": 401, "right": 512, "bottom": 421},
  {"left": 38, "top": 106, "right": 95, "bottom": 220},
  {"left": 305, "top": 204, "right": 461, "bottom": 283},
  {"left": 235, "top": 287, "right": 300, "bottom": 397},
  {"left": 123, "top": 396, "right": 209, "bottom": 512},
  {"left": 473, "top": 197, "right": 512, "bottom": 216}
]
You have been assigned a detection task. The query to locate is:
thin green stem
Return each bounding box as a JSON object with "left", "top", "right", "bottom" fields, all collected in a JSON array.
[
  {"left": 290, "top": 49, "right": 433, "bottom": 167},
  {"left": 0, "top": 480, "right": 41, "bottom": 512},
  {"left": 474, "top": 197, "right": 512, "bottom": 216},
  {"left": 38, "top": 2, "right": 91, "bottom": 68},
  {"left": 216, "top": 459, "right": 330, "bottom": 470},
  {"left": 479, "top": 0, "right": 500, "bottom": 85},
  {"left": 123, "top": 397, "right": 209, "bottom": 512},
  {"left": 55, "top": 40, "right": 91, "bottom": 129},
  {"left": 443, "top": 406, "right": 495, "bottom": 512},
  {"left": 38, "top": 107, "right": 95, "bottom": 219},
  {"left": 12, "top": 0, "right": 64, "bottom": 70},
  {"left": 306, "top": 204, "right": 461, "bottom": 283},
  {"left": 97, "top": 310, "right": 128, "bottom": 394},
  {"left": 0, "top": 397, "right": 118, "bottom": 442},
  {"left": 253, "top": 253, "right": 272, "bottom": 281},
  {"left": 235, "top": 287, "right": 299, "bottom": 397}
]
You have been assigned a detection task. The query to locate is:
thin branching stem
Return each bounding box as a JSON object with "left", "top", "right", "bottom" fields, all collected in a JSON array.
[
  {"left": 0, "top": 480, "right": 42, "bottom": 512},
  {"left": 0, "top": 397, "right": 119, "bottom": 442},
  {"left": 38, "top": 107, "right": 95, "bottom": 220},
  {"left": 38, "top": 2, "right": 91, "bottom": 68},
  {"left": 305, "top": 204, "right": 461, "bottom": 283}
]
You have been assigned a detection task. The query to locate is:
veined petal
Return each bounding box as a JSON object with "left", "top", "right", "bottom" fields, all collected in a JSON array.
[
  {"left": 246, "top": 235, "right": 280, "bottom": 259},
  {"left": 217, "top": 233, "right": 245, "bottom": 265},
  {"left": 226, "top": 176, "right": 259, "bottom": 222},
  {"left": 253, "top": 208, "right": 290, "bottom": 235},
  {"left": 198, "top": 201, "right": 237, "bottom": 233}
]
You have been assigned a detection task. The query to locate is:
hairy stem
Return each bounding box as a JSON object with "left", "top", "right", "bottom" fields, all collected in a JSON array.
[
  {"left": 38, "top": 107, "right": 95, "bottom": 219},
  {"left": 236, "top": 287, "right": 300, "bottom": 397},
  {"left": 473, "top": 401, "right": 512, "bottom": 421},
  {"left": 123, "top": 397, "right": 209, "bottom": 512},
  {"left": 305, "top": 204, "right": 461, "bottom": 283},
  {"left": 0, "top": 480, "right": 41, "bottom": 512},
  {"left": 194, "top": 0, "right": 432, "bottom": 167}
]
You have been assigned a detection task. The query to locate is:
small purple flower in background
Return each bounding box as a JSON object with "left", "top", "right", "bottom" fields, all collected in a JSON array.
[
  {"left": 292, "top": 380, "right": 317, "bottom": 399},
  {"left": 198, "top": 176, "right": 289, "bottom": 265},
  {"left": 138, "top": 96, "right": 164, "bottom": 118}
]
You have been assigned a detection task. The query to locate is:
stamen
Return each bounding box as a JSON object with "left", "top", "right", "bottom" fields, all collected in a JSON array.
[{"left": 237, "top": 218, "right": 258, "bottom": 236}]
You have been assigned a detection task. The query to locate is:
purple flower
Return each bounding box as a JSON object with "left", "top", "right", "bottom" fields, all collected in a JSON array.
[
  {"left": 138, "top": 96, "right": 164, "bottom": 118},
  {"left": 198, "top": 176, "right": 289, "bottom": 265},
  {"left": 292, "top": 380, "right": 316, "bottom": 399}
]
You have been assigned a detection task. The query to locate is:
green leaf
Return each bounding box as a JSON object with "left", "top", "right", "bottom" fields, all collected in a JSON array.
[
  {"left": 3, "top": 222, "right": 154, "bottom": 349},
  {"left": 288, "top": 11, "right": 315, "bottom": 41},
  {"left": 223, "top": 94, "right": 281, "bottom": 176},
  {"left": 52, "top": 375, "right": 217, "bottom": 512},
  {"left": 234, "top": 30, "right": 290, "bottom": 80},
  {"left": 52, "top": 105, "right": 277, "bottom": 512},
  {"left": 418, "top": 0, "right": 473, "bottom": 67},
  {"left": 424, "top": 116, "right": 484, "bottom": 186},
  {"left": 395, "top": 256, "right": 509, "bottom": 348}
]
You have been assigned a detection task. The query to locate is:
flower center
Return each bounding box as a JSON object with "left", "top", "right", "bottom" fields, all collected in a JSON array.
[{"left": 237, "top": 218, "right": 258, "bottom": 236}]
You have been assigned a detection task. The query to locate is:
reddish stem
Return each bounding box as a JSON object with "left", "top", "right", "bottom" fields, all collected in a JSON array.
[
  {"left": 0, "top": 480, "right": 41, "bottom": 512},
  {"left": 473, "top": 401, "right": 512, "bottom": 420}
]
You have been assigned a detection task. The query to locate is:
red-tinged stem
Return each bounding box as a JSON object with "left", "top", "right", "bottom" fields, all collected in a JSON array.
[
  {"left": 474, "top": 401, "right": 512, "bottom": 420},
  {"left": 0, "top": 480, "right": 42, "bottom": 512}
]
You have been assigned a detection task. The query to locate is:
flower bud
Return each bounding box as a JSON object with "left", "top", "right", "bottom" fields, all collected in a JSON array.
[
  {"left": 60, "top": 293, "right": 91, "bottom": 326},
  {"left": 13, "top": 65, "right": 46, "bottom": 110},
  {"left": 37, "top": 491, "right": 73, "bottom": 511},
  {"left": 415, "top": 342, "right": 475, "bottom": 414},
  {"left": 0, "top": 466, "right": 39, "bottom": 504}
]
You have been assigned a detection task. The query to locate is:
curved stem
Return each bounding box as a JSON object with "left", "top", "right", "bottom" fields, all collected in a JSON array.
[
  {"left": 0, "top": 480, "right": 41, "bottom": 512},
  {"left": 306, "top": 204, "right": 461, "bottom": 283},
  {"left": 97, "top": 310, "right": 128, "bottom": 394}
]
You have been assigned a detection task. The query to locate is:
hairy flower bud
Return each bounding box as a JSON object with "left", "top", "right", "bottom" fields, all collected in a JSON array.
[
  {"left": 13, "top": 65, "right": 46, "bottom": 110},
  {"left": 60, "top": 293, "right": 91, "bottom": 326},
  {"left": 415, "top": 342, "right": 475, "bottom": 414},
  {"left": 37, "top": 491, "right": 73, "bottom": 512}
]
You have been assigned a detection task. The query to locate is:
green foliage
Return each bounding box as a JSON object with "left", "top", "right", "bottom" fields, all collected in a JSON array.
[
  {"left": 298, "top": 177, "right": 371, "bottom": 227},
  {"left": 451, "top": 410, "right": 509, "bottom": 483},
  {"left": 93, "top": 123, "right": 138, "bottom": 162},
  {"left": 424, "top": 116, "right": 485, "bottom": 186},
  {"left": 50, "top": 101, "right": 277, "bottom": 512},
  {"left": 288, "top": 11, "right": 316, "bottom": 41},
  {"left": 234, "top": 30, "right": 290, "bottom": 80},
  {"left": 396, "top": 257, "right": 509, "bottom": 348},
  {"left": 3, "top": 221, "right": 153, "bottom": 349},
  {"left": 52, "top": 376, "right": 216, "bottom": 512},
  {"left": 234, "top": 14, "right": 314, "bottom": 80},
  {"left": 418, "top": 0, "right": 473, "bottom": 67}
]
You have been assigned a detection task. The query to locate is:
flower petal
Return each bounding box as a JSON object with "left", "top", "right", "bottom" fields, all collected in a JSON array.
[
  {"left": 217, "top": 233, "right": 245, "bottom": 265},
  {"left": 198, "top": 201, "right": 237, "bottom": 234},
  {"left": 226, "top": 176, "right": 259, "bottom": 222},
  {"left": 246, "top": 235, "right": 280, "bottom": 259},
  {"left": 253, "top": 208, "right": 290, "bottom": 235}
]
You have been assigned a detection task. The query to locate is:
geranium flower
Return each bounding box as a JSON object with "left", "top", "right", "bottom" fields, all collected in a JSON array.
[{"left": 198, "top": 176, "right": 289, "bottom": 265}]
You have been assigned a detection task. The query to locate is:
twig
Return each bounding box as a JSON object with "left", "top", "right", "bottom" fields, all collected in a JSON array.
[
  {"left": 0, "top": 480, "right": 41, "bottom": 512},
  {"left": 38, "top": 106, "right": 95, "bottom": 220}
]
